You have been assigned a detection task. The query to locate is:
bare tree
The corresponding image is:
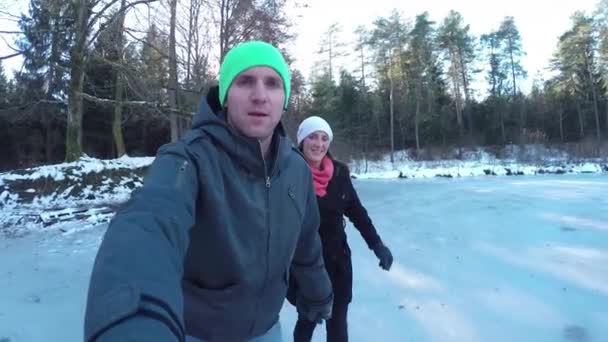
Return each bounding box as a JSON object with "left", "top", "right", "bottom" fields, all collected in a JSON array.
[
  {"left": 210, "top": 0, "right": 255, "bottom": 62},
  {"left": 177, "top": 0, "right": 212, "bottom": 90},
  {"left": 112, "top": 0, "right": 128, "bottom": 156},
  {"left": 168, "top": 0, "right": 179, "bottom": 142},
  {"left": 66, "top": 0, "right": 158, "bottom": 161}
]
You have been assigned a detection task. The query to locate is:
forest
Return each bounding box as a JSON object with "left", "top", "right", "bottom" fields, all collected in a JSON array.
[{"left": 0, "top": 0, "right": 607, "bottom": 170}]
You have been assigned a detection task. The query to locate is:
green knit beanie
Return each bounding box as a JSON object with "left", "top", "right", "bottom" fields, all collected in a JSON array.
[{"left": 219, "top": 41, "right": 291, "bottom": 110}]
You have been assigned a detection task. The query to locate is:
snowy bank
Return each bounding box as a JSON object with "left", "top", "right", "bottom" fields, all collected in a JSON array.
[
  {"left": 349, "top": 146, "right": 608, "bottom": 179},
  {"left": 0, "top": 155, "right": 153, "bottom": 234},
  {"left": 1, "top": 145, "right": 607, "bottom": 234}
]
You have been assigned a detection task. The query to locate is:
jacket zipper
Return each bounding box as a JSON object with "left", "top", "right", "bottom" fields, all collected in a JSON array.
[
  {"left": 261, "top": 137, "right": 283, "bottom": 271},
  {"left": 251, "top": 138, "right": 281, "bottom": 333},
  {"left": 261, "top": 143, "right": 271, "bottom": 292}
]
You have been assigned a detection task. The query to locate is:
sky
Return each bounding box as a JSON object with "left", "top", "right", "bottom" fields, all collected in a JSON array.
[
  {"left": 287, "top": 0, "right": 602, "bottom": 95},
  {"left": 0, "top": 0, "right": 603, "bottom": 97}
]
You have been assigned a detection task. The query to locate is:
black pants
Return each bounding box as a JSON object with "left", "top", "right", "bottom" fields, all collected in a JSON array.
[{"left": 293, "top": 301, "right": 348, "bottom": 342}]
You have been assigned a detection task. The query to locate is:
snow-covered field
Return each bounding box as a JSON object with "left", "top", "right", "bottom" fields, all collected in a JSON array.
[{"left": 1, "top": 174, "right": 608, "bottom": 341}]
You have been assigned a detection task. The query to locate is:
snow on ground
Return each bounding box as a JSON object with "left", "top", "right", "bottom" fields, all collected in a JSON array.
[
  {"left": 1, "top": 146, "right": 606, "bottom": 235},
  {"left": 0, "top": 155, "right": 153, "bottom": 234},
  {"left": 1, "top": 174, "right": 607, "bottom": 341},
  {"left": 348, "top": 145, "right": 607, "bottom": 179}
]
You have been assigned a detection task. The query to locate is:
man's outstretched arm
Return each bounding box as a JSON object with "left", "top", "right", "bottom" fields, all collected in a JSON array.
[{"left": 84, "top": 142, "right": 199, "bottom": 342}]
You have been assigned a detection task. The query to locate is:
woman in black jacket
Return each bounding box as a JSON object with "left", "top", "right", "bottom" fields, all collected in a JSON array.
[{"left": 288, "top": 116, "right": 394, "bottom": 342}]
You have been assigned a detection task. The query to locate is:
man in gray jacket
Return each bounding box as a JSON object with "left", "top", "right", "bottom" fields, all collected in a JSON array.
[{"left": 84, "top": 40, "right": 333, "bottom": 342}]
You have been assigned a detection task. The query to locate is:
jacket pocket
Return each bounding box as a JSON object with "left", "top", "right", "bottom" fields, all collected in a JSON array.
[
  {"left": 287, "top": 186, "right": 303, "bottom": 221},
  {"left": 183, "top": 281, "right": 246, "bottom": 339},
  {"left": 183, "top": 280, "right": 239, "bottom": 312}
]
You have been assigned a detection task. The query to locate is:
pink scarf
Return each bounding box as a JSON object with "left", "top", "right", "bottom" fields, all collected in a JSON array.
[{"left": 309, "top": 156, "right": 334, "bottom": 197}]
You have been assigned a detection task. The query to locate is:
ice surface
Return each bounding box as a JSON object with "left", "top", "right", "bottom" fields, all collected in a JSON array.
[{"left": 2, "top": 174, "right": 607, "bottom": 341}]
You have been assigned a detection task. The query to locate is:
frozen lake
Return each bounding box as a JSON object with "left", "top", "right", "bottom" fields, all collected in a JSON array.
[{"left": 1, "top": 174, "right": 607, "bottom": 341}]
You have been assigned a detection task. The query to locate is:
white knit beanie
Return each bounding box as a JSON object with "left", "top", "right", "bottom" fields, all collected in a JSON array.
[{"left": 297, "top": 116, "right": 333, "bottom": 145}]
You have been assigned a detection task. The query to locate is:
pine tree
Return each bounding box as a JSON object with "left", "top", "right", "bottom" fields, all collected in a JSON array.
[
  {"left": 16, "top": 0, "right": 72, "bottom": 101},
  {"left": 0, "top": 61, "right": 8, "bottom": 108},
  {"left": 437, "top": 10, "right": 478, "bottom": 139}
]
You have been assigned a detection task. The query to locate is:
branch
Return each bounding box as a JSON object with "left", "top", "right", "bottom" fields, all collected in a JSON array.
[
  {"left": 87, "top": 0, "right": 159, "bottom": 49},
  {"left": 86, "top": 0, "right": 121, "bottom": 34},
  {"left": 0, "top": 51, "right": 23, "bottom": 60},
  {"left": 79, "top": 92, "right": 153, "bottom": 106},
  {"left": 0, "top": 28, "right": 71, "bottom": 35},
  {"left": 0, "top": 35, "right": 22, "bottom": 53},
  {"left": 124, "top": 28, "right": 169, "bottom": 59},
  {"left": 79, "top": 92, "right": 195, "bottom": 117},
  {"left": 0, "top": 9, "right": 23, "bottom": 21}
]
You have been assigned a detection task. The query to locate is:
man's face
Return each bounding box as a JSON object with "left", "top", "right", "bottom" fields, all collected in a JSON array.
[{"left": 225, "top": 66, "right": 285, "bottom": 141}]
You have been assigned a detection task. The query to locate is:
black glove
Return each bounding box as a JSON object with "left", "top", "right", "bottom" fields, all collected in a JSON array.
[
  {"left": 372, "top": 242, "right": 393, "bottom": 271},
  {"left": 296, "top": 292, "right": 333, "bottom": 324}
]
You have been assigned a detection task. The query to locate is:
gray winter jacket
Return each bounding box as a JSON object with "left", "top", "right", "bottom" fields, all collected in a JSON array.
[{"left": 84, "top": 92, "right": 333, "bottom": 341}]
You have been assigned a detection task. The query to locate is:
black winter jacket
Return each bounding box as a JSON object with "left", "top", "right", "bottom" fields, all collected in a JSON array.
[{"left": 289, "top": 159, "right": 382, "bottom": 305}]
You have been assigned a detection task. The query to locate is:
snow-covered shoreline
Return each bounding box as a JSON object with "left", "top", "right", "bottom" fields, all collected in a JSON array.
[
  {"left": 1, "top": 147, "right": 606, "bottom": 234},
  {"left": 350, "top": 158, "right": 607, "bottom": 179},
  {"left": 348, "top": 146, "right": 607, "bottom": 179}
]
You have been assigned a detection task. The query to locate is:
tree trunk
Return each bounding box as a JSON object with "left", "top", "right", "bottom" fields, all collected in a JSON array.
[
  {"left": 66, "top": 53, "right": 85, "bottom": 161},
  {"left": 112, "top": 0, "right": 127, "bottom": 157},
  {"left": 113, "top": 76, "right": 126, "bottom": 157},
  {"left": 415, "top": 100, "right": 420, "bottom": 151},
  {"left": 65, "top": 0, "right": 90, "bottom": 161},
  {"left": 415, "top": 80, "right": 422, "bottom": 152},
  {"left": 501, "top": 110, "right": 506, "bottom": 144},
  {"left": 452, "top": 76, "right": 464, "bottom": 138},
  {"left": 605, "top": 98, "right": 608, "bottom": 132},
  {"left": 559, "top": 101, "right": 564, "bottom": 143},
  {"left": 576, "top": 99, "right": 585, "bottom": 140},
  {"left": 142, "top": 119, "right": 148, "bottom": 153},
  {"left": 360, "top": 44, "right": 366, "bottom": 90},
  {"left": 219, "top": 0, "right": 229, "bottom": 62},
  {"left": 186, "top": 0, "right": 195, "bottom": 85},
  {"left": 328, "top": 32, "right": 333, "bottom": 84},
  {"left": 590, "top": 77, "right": 601, "bottom": 142},
  {"left": 509, "top": 39, "right": 517, "bottom": 97},
  {"left": 458, "top": 46, "right": 472, "bottom": 139},
  {"left": 389, "top": 65, "right": 395, "bottom": 164},
  {"left": 169, "top": 0, "right": 179, "bottom": 142},
  {"left": 519, "top": 96, "right": 526, "bottom": 137},
  {"left": 43, "top": 113, "right": 53, "bottom": 162},
  {"left": 500, "top": 100, "right": 506, "bottom": 144}
]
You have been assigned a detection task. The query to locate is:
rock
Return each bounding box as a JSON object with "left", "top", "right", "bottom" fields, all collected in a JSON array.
[
  {"left": 26, "top": 294, "right": 41, "bottom": 303},
  {"left": 563, "top": 325, "right": 589, "bottom": 342}
]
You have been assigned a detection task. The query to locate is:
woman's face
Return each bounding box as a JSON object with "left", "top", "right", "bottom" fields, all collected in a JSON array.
[{"left": 302, "top": 131, "right": 330, "bottom": 167}]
